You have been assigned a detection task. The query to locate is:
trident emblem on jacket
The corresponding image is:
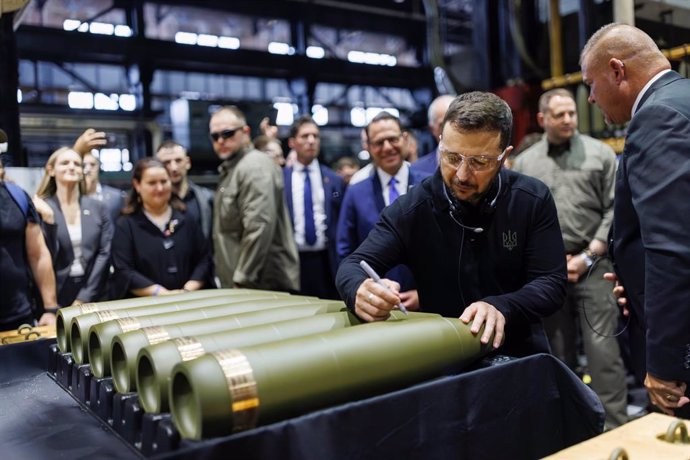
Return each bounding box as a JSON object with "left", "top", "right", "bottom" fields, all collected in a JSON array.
[{"left": 503, "top": 230, "right": 517, "bottom": 251}]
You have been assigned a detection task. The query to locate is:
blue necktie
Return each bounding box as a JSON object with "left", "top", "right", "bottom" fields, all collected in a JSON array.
[
  {"left": 388, "top": 177, "right": 400, "bottom": 205},
  {"left": 303, "top": 168, "right": 317, "bottom": 245}
]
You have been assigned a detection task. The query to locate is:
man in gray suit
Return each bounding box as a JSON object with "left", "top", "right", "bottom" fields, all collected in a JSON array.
[
  {"left": 513, "top": 88, "right": 626, "bottom": 428},
  {"left": 581, "top": 23, "right": 690, "bottom": 415}
]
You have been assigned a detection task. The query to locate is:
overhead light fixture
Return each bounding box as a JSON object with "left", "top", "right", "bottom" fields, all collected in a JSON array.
[
  {"left": 89, "top": 22, "right": 114, "bottom": 35},
  {"left": 312, "top": 105, "right": 328, "bottom": 126},
  {"left": 218, "top": 36, "right": 240, "bottom": 49},
  {"left": 306, "top": 46, "right": 325, "bottom": 59},
  {"left": 197, "top": 34, "right": 219, "bottom": 47},
  {"left": 68, "top": 91, "right": 94, "bottom": 109},
  {"left": 268, "top": 42, "right": 295, "bottom": 55},
  {"left": 175, "top": 31, "right": 198, "bottom": 45}
]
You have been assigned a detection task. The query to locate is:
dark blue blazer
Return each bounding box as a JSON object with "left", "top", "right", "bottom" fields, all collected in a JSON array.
[
  {"left": 335, "top": 168, "right": 426, "bottom": 291},
  {"left": 611, "top": 70, "right": 690, "bottom": 382},
  {"left": 410, "top": 148, "right": 439, "bottom": 178},
  {"left": 284, "top": 163, "right": 345, "bottom": 277}
]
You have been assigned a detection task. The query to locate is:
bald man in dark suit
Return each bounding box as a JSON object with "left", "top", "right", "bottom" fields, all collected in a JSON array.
[{"left": 581, "top": 23, "right": 690, "bottom": 415}]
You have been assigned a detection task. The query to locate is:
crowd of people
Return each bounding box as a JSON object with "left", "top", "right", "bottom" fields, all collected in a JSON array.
[{"left": 1, "top": 22, "right": 689, "bottom": 428}]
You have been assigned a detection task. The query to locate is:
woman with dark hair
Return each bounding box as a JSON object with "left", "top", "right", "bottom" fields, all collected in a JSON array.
[
  {"left": 34, "top": 147, "right": 112, "bottom": 307},
  {"left": 111, "top": 158, "right": 211, "bottom": 298}
]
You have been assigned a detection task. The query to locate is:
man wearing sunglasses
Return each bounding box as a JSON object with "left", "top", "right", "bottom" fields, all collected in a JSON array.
[
  {"left": 336, "top": 92, "right": 567, "bottom": 360},
  {"left": 512, "top": 89, "right": 626, "bottom": 429},
  {"left": 209, "top": 106, "right": 299, "bottom": 292}
]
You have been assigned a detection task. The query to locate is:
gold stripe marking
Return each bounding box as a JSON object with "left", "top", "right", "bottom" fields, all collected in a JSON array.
[
  {"left": 116, "top": 317, "right": 141, "bottom": 333},
  {"left": 143, "top": 326, "right": 170, "bottom": 345},
  {"left": 174, "top": 337, "right": 206, "bottom": 362},
  {"left": 79, "top": 303, "right": 100, "bottom": 313},
  {"left": 95, "top": 310, "right": 120, "bottom": 322},
  {"left": 213, "top": 349, "right": 259, "bottom": 431}
]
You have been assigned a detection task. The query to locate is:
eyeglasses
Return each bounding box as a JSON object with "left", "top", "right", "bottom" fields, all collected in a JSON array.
[
  {"left": 439, "top": 145, "right": 506, "bottom": 172},
  {"left": 368, "top": 134, "right": 403, "bottom": 150},
  {"left": 209, "top": 126, "right": 245, "bottom": 142}
]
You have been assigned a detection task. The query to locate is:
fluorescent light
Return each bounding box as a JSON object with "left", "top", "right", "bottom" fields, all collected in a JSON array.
[
  {"left": 175, "top": 31, "right": 198, "bottom": 45},
  {"left": 197, "top": 34, "right": 219, "bottom": 47},
  {"left": 77, "top": 22, "right": 89, "bottom": 33},
  {"left": 89, "top": 22, "right": 114, "bottom": 35},
  {"left": 312, "top": 105, "right": 328, "bottom": 126},
  {"left": 274, "top": 102, "right": 295, "bottom": 126},
  {"left": 347, "top": 50, "right": 397, "bottom": 66},
  {"left": 218, "top": 36, "right": 240, "bottom": 49},
  {"left": 347, "top": 50, "right": 366, "bottom": 64},
  {"left": 114, "top": 25, "right": 132, "bottom": 37},
  {"left": 268, "top": 42, "right": 294, "bottom": 55},
  {"left": 63, "top": 19, "right": 81, "bottom": 31},
  {"left": 17, "top": 89, "right": 22, "bottom": 103},
  {"left": 119, "top": 94, "right": 136, "bottom": 111},
  {"left": 350, "top": 107, "right": 367, "bottom": 127},
  {"left": 94, "top": 93, "right": 118, "bottom": 111},
  {"left": 100, "top": 148, "right": 124, "bottom": 171},
  {"left": 306, "top": 46, "right": 325, "bottom": 59},
  {"left": 68, "top": 91, "right": 94, "bottom": 109}
]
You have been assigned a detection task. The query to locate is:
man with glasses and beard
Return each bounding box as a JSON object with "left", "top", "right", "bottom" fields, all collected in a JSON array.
[
  {"left": 336, "top": 92, "right": 567, "bottom": 358},
  {"left": 209, "top": 106, "right": 299, "bottom": 291}
]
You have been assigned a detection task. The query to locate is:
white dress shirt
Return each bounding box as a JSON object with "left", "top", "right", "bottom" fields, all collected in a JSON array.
[
  {"left": 291, "top": 160, "right": 327, "bottom": 251},
  {"left": 631, "top": 69, "right": 672, "bottom": 118},
  {"left": 376, "top": 162, "right": 410, "bottom": 206}
]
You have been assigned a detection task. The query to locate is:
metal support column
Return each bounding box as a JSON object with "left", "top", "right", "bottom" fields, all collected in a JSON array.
[
  {"left": 613, "top": 0, "right": 635, "bottom": 26},
  {"left": 549, "top": 0, "right": 563, "bottom": 78}
]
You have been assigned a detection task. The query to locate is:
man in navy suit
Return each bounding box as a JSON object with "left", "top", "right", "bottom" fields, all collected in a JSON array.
[
  {"left": 336, "top": 112, "right": 426, "bottom": 311},
  {"left": 411, "top": 94, "right": 454, "bottom": 178},
  {"left": 284, "top": 115, "right": 344, "bottom": 299},
  {"left": 582, "top": 23, "right": 690, "bottom": 415}
]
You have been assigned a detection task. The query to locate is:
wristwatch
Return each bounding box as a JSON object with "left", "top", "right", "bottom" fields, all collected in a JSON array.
[{"left": 580, "top": 250, "right": 594, "bottom": 268}]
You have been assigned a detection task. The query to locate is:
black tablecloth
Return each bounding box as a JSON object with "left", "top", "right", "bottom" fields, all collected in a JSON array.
[{"left": 0, "top": 340, "right": 603, "bottom": 460}]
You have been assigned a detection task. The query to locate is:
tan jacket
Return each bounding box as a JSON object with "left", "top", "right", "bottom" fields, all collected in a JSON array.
[{"left": 213, "top": 147, "right": 300, "bottom": 291}]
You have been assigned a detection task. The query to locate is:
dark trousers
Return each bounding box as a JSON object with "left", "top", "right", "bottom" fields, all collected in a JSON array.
[
  {"left": 298, "top": 250, "right": 339, "bottom": 300},
  {"left": 58, "top": 276, "right": 85, "bottom": 307}
]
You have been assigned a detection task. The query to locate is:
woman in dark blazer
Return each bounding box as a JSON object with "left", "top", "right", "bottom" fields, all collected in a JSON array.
[
  {"left": 35, "top": 147, "right": 113, "bottom": 306},
  {"left": 111, "top": 158, "right": 211, "bottom": 298}
]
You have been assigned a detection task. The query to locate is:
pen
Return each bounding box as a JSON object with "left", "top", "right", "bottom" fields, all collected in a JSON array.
[{"left": 359, "top": 260, "right": 408, "bottom": 315}]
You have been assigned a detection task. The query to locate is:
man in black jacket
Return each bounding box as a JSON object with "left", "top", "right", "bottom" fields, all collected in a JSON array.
[
  {"left": 336, "top": 92, "right": 567, "bottom": 357},
  {"left": 156, "top": 140, "right": 214, "bottom": 242}
]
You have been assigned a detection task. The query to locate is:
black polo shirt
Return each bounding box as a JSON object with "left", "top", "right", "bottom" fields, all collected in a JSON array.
[{"left": 0, "top": 183, "right": 40, "bottom": 323}]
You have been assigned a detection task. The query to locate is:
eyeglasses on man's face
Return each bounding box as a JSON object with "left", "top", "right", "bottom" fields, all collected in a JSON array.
[
  {"left": 209, "top": 126, "right": 245, "bottom": 142},
  {"left": 439, "top": 144, "right": 506, "bottom": 172},
  {"left": 368, "top": 134, "right": 403, "bottom": 150}
]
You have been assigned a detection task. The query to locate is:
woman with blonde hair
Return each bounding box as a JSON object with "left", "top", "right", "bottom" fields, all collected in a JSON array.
[
  {"left": 35, "top": 147, "right": 112, "bottom": 307},
  {"left": 110, "top": 158, "right": 211, "bottom": 298}
]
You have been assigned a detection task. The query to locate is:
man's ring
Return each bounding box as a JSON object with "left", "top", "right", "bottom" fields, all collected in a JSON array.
[
  {"left": 666, "top": 394, "right": 674, "bottom": 402},
  {"left": 367, "top": 293, "right": 374, "bottom": 302}
]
